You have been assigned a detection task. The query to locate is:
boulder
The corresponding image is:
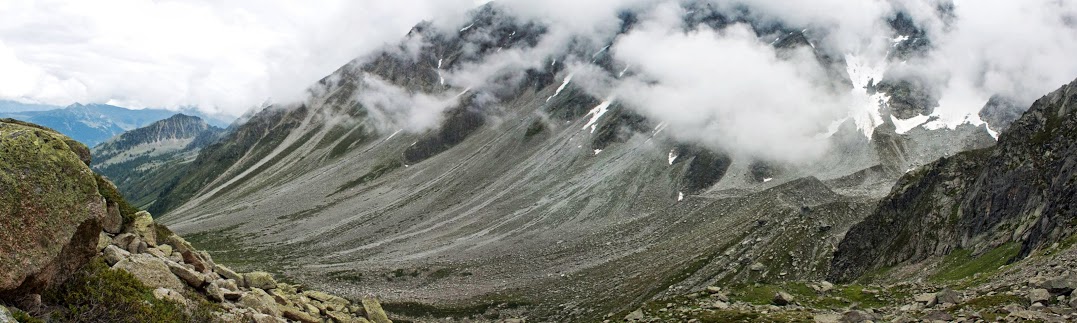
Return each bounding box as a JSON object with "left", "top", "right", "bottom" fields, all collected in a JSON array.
[
  {"left": 914, "top": 293, "right": 938, "bottom": 306},
  {"left": 921, "top": 310, "right": 953, "bottom": 321},
  {"left": 240, "top": 288, "right": 282, "bottom": 316},
  {"left": 217, "top": 278, "right": 239, "bottom": 291},
  {"left": 773, "top": 291, "right": 795, "bottom": 306},
  {"left": 246, "top": 272, "right": 278, "bottom": 290},
  {"left": 1044, "top": 276, "right": 1076, "bottom": 296},
  {"left": 113, "top": 254, "right": 185, "bottom": 290},
  {"left": 97, "top": 232, "right": 112, "bottom": 251},
  {"left": 1069, "top": 296, "right": 1077, "bottom": 309},
  {"left": 1029, "top": 288, "right": 1051, "bottom": 305},
  {"left": 283, "top": 307, "right": 321, "bottom": 323},
  {"left": 157, "top": 244, "right": 173, "bottom": 257},
  {"left": 146, "top": 247, "right": 168, "bottom": 258},
  {"left": 839, "top": 310, "right": 878, "bottom": 323},
  {"left": 182, "top": 250, "right": 213, "bottom": 273},
  {"left": 0, "top": 121, "right": 108, "bottom": 299},
  {"left": 102, "top": 245, "right": 130, "bottom": 266},
  {"left": 327, "top": 310, "right": 366, "bottom": 323},
  {"left": 0, "top": 305, "right": 14, "bottom": 323},
  {"left": 749, "top": 263, "right": 766, "bottom": 271},
  {"left": 362, "top": 297, "right": 392, "bottom": 323},
  {"left": 166, "top": 261, "right": 205, "bottom": 288},
  {"left": 223, "top": 289, "right": 244, "bottom": 301},
  {"left": 215, "top": 264, "right": 243, "bottom": 282},
  {"left": 705, "top": 286, "right": 721, "bottom": 294},
  {"left": 936, "top": 289, "right": 962, "bottom": 304},
  {"left": 101, "top": 201, "right": 123, "bottom": 234},
  {"left": 624, "top": 309, "right": 645, "bottom": 321},
  {"left": 125, "top": 211, "right": 157, "bottom": 246},
  {"left": 111, "top": 233, "right": 137, "bottom": 249},
  {"left": 205, "top": 281, "right": 225, "bottom": 302}
]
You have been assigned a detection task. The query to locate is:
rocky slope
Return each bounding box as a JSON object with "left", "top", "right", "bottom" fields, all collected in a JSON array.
[
  {"left": 141, "top": 3, "right": 997, "bottom": 320},
  {"left": 92, "top": 114, "right": 225, "bottom": 209},
  {"left": 0, "top": 118, "right": 398, "bottom": 323},
  {"left": 831, "top": 77, "right": 1077, "bottom": 283}
]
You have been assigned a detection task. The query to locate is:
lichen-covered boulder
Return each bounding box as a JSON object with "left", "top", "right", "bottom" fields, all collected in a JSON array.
[
  {"left": 113, "top": 254, "right": 185, "bottom": 290},
  {"left": 0, "top": 119, "right": 105, "bottom": 299},
  {"left": 245, "top": 272, "right": 278, "bottom": 290},
  {"left": 126, "top": 211, "right": 157, "bottom": 246}
]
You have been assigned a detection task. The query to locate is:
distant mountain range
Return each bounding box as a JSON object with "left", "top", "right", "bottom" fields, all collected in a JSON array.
[
  {"left": 91, "top": 114, "right": 225, "bottom": 209},
  {"left": 0, "top": 101, "right": 233, "bottom": 147}
]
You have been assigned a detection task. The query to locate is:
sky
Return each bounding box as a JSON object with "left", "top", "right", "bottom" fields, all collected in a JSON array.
[
  {"left": 1, "top": 0, "right": 1076, "bottom": 162},
  {"left": 0, "top": 0, "right": 486, "bottom": 116}
]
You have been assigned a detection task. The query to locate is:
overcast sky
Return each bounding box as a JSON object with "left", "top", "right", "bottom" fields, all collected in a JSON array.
[{"left": 0, "top": 0, "right": 488, "bottom": 116}]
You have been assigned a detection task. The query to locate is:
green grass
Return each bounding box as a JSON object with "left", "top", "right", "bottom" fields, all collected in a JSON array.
[
  {"left": 726, "top": 282, "right": 906, "bottom": 310},
  {"left": 696, "top": 310, "right": 813, "bottom": 323},
  {"left": 947, "top": 294, "right": 1028, "bottom": 321},
  {"left": 930, "top": 242, "right": 1020, "bottom": 283}
]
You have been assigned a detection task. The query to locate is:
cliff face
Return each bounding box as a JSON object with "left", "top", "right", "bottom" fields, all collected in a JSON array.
[
  {"left": 0, "top": 119, "right": 106, "bottom": 299},
  {"left": 831, "top": 78, "right": 1077, "bottom": 282}
]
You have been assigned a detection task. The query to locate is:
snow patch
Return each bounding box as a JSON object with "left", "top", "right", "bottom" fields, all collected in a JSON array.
[
  {"left": 593, "top": 149, "right": 602, "bottom": 155},
  {"left": 892, "top": 114, "right": 930, "bottom": 134},
  {"left": 460, "top": 24, "right": 474, "bottom": 32},
  {"left": 763, "top": 178, "right": 773, "bottom": 183},
  {"left": 546, "top": 74, "right": 573, "bottom": 102},
  {"left": 582, "top": 100, "right": 612, "bottom": 134},
  {"left": 618, "top": 64, "right": 631, "bottom": 78},
  {"left": 668, "top": 150, "right": 678, "bottom": 165},
  {"left": 845, "top": 53, "right": 889, "bottom": 138},
  {"left": 677, "top": 192, "right": 684, "bottom": 201}
]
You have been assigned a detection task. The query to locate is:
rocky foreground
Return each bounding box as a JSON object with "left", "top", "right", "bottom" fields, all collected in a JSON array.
[
  {"left": 0, "top": 118, "right": 396, "bottom": 322},
  {"left": 619, "top": 239, "right": 1077, "bottom": 323},
  {"left": 97, "top": 211, "right": 392, "bottom": 323}
]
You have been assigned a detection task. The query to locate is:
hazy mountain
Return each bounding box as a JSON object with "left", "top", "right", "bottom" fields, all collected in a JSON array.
[
  {"left": 0, "top": 103, "right": 233, "bottom": 147},
  {"left": 91, "top": 114, "right": 225, "bottom": 210}
]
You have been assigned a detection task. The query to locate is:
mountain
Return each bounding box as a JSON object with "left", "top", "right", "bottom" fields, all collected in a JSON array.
[
  {"left": 142, "top": 3, "right": 1012, "bottom": 320},
  {"left": 830, "top": 77, "right": 1077, "bottom": 282},
  {"left": 0, "top": 100, "right": 62, "bottom": 112},
  {"left": 0, "top": 103, "right": 233, "bottom": 147},
  {"left": 91, "top": 114, "right": 226, "bottom": 210}
]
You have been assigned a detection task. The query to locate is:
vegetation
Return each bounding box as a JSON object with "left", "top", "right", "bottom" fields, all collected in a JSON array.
[
  {"left": 42, "top": 258, "right": 219, "bottom": 323},
  {"left": 94, "top": 173, "right": 140, "bottom": 223},
  {"left": 930, "top": 242, "right": 1020, "bottom": 283}
]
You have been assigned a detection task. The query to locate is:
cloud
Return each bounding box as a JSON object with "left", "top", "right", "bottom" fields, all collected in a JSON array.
[
  {"left": 604, "top": 4, "right": 851, "bottom": 162},
  {"left": 0, "top": 0, "right": 478, "bottom": 116}
]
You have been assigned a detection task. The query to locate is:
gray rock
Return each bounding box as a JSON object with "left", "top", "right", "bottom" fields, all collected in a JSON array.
[
  {"left": 840, "top": 310, "right": 877, "bottom": 323},
  {"left": 914, "top": 292, "right": 938, "bottom": 306},
  {"left": 921, "top": 310, "right": 953, "bottom": 321},
  {"left": 624, "top": 309, "right": 645, "bottom": 321},
  {"left": 223, "top": 289, "right": 244, "bottom": 301},
  {"left": 1044, "top": 276, "right": 1076, "bottom": 296},
  {"left": 111, "top": 233, "right": 137, "bottom": 249},
  {"left": 749, "top": 262, "right": 766, "bottom": 271},
  {"left": 157, "top": 244, "right": 173, "bottom": 256},
  {"left": 206, "top": 281, "right": 225, "bottom": 302},
  {"left": 773, "top": 291, "right": 795, "bottom": 306},
  {"left": 102, "top": 245, "right": 130, "bottom": 266},
  {"left": 215, "top": 264, "right": 243, "bottom": 283},
  {"left": 113, "top": 254, "right": 184, "bottom": 290},
  {"left": 936, "top": 289, "right": 962, "bottom": 304},
  {"left": 239, "top": 288, "right": 281, "bottom": 317},
  {"left": 216, "top": 278, "right": 239, "bottom": 291},
  {"left": 1030, "top": 288, "right": 1052, "bottom": 305},
  {"left": 0, "top": 305, "right": 15, "bottom": 323},
  {"left": 167, "top": 261, "right": 205, "bottom": 288},
  {"left": 101, "top": 201, "right": 123, "bottom": 234},
  {"left": 245, "top": 271, "right": 278, "bottom": 290},
  {"left": 283, "top": 307, "right": 321, "bottom": 323},
  {"left": 1069, "top": 296, "right": 1077, "bottom": 309}
]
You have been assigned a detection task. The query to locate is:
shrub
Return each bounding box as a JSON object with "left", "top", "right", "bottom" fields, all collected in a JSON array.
[{"left": 42, "top": 258, "right": 217, "bottom": 323}]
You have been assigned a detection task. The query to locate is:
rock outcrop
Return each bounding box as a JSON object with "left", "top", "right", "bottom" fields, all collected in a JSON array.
[
  {"left": 94, "top": 214, "right": 392, "bottom": 323},
  {"left": 831, "top": 77, "right": 1077, "bottom": 282},
  {"left": 0, "top": 119, "right": 105, "bottom": 300}
]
